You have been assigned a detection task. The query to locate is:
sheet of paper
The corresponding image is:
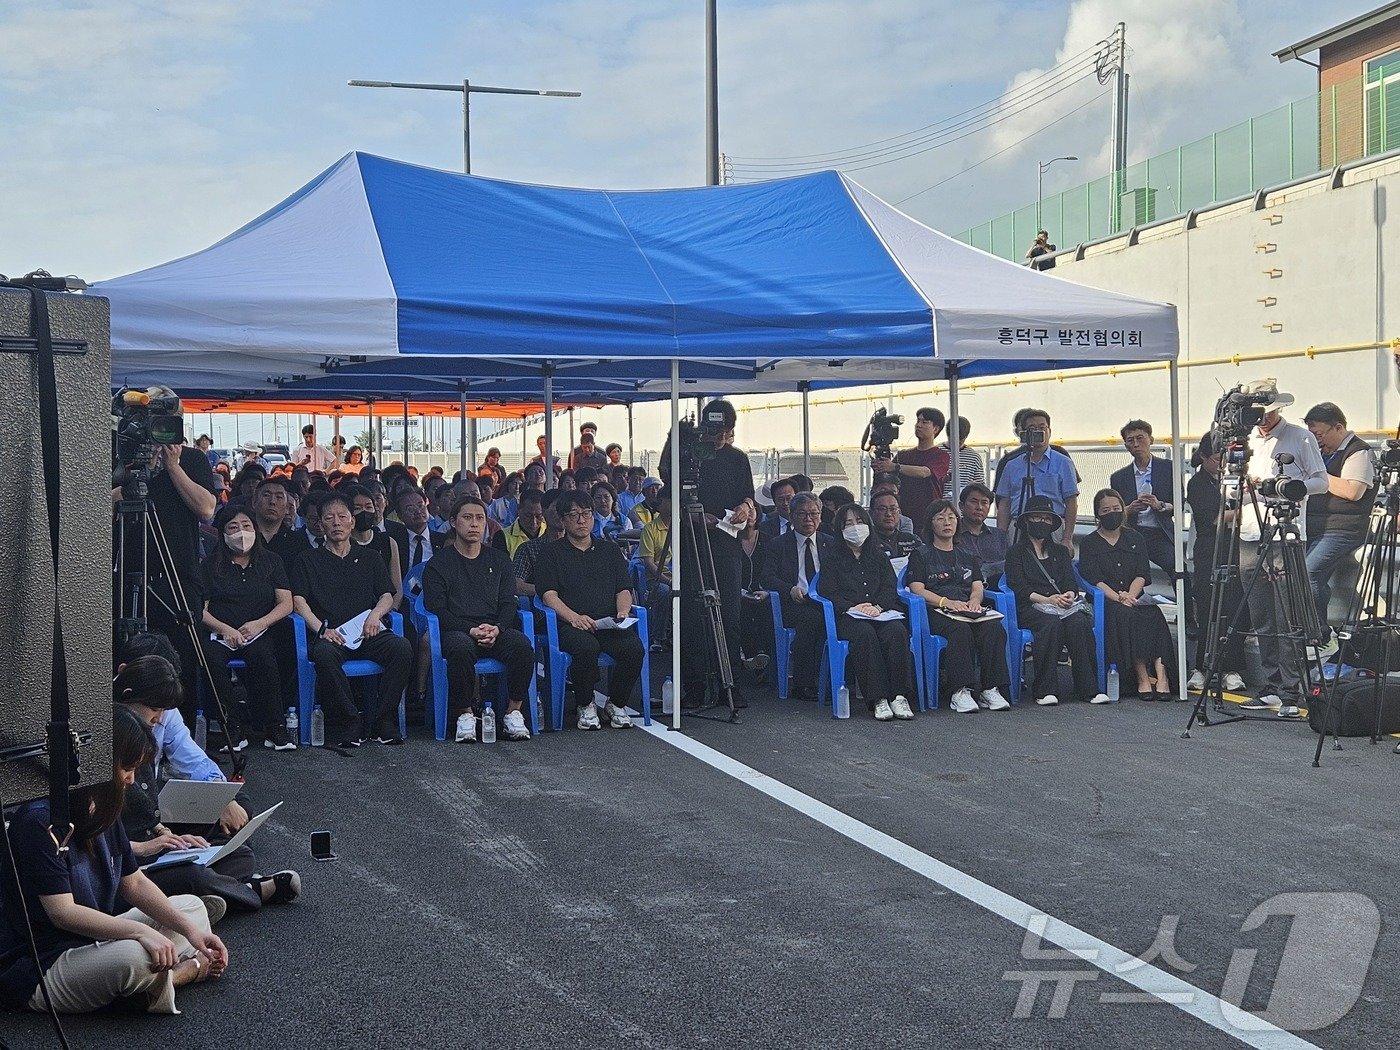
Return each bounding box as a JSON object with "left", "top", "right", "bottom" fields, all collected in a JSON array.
[
  {"left": 715, "top": 510, "right": 742, "bottom": 539},
  {"left": 592, "top": 616, "right": 638, "bottom": 631},
  {"left": 1032, "top": 599, "right": 1086, "bottom": 619},
  {"left": 890, "top": 556, "right": 910, "bottom": 577},
  {"left": 933, "top": 607, "right": 1005, "bottom": 624},
  {"left": 210, "top": 627, "right": 266, "bottom": 650},
  {"left": 846, "top": 608, "right": 905, "bottom": 622},
  {"left": 336, "top": 609, "right": 373, "bottom": 650}
]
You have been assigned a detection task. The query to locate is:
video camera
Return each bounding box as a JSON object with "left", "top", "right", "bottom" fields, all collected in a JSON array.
[
  {"left": 112, "top": 386, "right": 185, "bottom": 473},
  {"left": 1378, "top": 438, "right": 1400, "bottom": 470},
  {"left": 862, "top": 407, "right": 904, "bottom": 463},
  {"left": 674, "top": 414, "right": 720, "bottom": 491}
]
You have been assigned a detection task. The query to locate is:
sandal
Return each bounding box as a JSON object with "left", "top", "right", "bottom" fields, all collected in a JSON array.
[{"left": 243, "top": 869, "right": 302, "bottom": 905}]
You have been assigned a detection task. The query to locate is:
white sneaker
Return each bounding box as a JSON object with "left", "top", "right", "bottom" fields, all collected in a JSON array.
[
  {"left": 1241, "top": 694, "right": 1281, "bottom": 711},
  {"left": 873, "top": 699, "right": 894, "bottom": 721},
  {"left": 1307, "top": 632, "right": 1339, "bottom": 660},
  {"left": 576, "top": 703, "right": 602, "bottom": 730},
  {"left": 949, "top": 688, "right": 978, "bottom": 713},
  {"left": 1186, "top": 670, "right": 1206, "bottom": 691},
  {"left": 1089, "top": 693, "right": 1113, "bottom": 705},
  {"left": 454, "top": 712, "right": 477, "bottom": 743},
  {"left": 890, "top": 696, "right": 915, "bottom": 720},
  {"left": 980, "top": 688, "right": 1010, "bottom": 711},
  {"left": 1035, "top": 694, "right": 1059, "bottom": 706},
  {"left": 501, "top": 710, "right": 531, "bottom": 740},
  {"left": 604, "top": 703, "right": 633, "bottom": 728},
  {"left": 1222, "top": 672, "right": 1247, "bottom": 692}
]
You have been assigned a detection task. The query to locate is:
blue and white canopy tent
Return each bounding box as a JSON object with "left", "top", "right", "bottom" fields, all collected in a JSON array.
[{"left": 94, "top": 152, "right": 1188, "bottom": 718}]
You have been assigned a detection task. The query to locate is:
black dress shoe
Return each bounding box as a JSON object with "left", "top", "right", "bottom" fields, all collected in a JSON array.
[
  {"left": 1136, "top": 691, "right": 1155, "bottom": 701},
  {"left": 794, "top": 686, "right": 819, "bottom": 702}
]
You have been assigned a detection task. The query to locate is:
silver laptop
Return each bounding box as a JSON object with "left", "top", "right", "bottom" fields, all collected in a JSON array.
[
  {"left": 157, "top": 780, "right": 243, "bottom": 825},
  {"left": 142, "top": 802, "right": 284, "bottom": 871}
]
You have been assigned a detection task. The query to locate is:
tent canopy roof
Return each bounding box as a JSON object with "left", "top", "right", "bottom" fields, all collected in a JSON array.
[{"left": 93, "top": 152, "right": 1178, "bottom": 397}]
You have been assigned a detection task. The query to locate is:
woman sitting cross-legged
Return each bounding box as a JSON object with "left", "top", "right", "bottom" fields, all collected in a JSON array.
[
  {"left": 818, "top": 503, "right": 916, "bottom": 721},
  {"left": 0, "top": 708, "right": 229, "bottom": 1014},
  {"left": 1078, "top": 488, "right": 1178, "bottom": 701},
  {"left": 907, "top": 499, "right": 1012, "bottom": 713},
  {"left": 1003, "top": 496, "right": 1109, "bottom": 706}
]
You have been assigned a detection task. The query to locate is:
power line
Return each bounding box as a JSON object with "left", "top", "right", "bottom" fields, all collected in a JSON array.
[
  {"left": 727, "top": 39, "right": 1103, "bottom": 165},
  {"left": 893, "top": 88, "right": 1109, "bottom": 206},
  {"left": 729, "top": 72, "right": 1102, "bottom": 179}
]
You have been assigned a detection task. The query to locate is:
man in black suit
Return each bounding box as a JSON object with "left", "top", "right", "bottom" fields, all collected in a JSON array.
[
  {"left": 394, "top": 488, "right": 448, "bottom": 581},
  {"left": 760, "top": 491, "right": 832, "bottom": 701},
  {"left": 1109, "top": 419, "right": 1178, "bottom": 578},
  {"left": 759, "top": 476, "right": 797, "bottom": 541}
]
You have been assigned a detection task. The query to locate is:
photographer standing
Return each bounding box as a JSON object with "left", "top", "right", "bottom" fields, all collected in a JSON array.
[
  {"left": 1302, "top": 402, "right": 1375, "bottom": 657},
  {"left": 993, "top": 408, "right": 1078, "bottom": 552},
  {"left": 1236, "top": 383, "right": 1327, "bottom": 717},
  {"left": 112, "top": 387, "right": 217, "bottom": 704},
  {"left": 660, "top": 400, "right": 754, "bottom": 709},
  {"left": 872, "top": 407, "right": 950, "bottom": 532}
]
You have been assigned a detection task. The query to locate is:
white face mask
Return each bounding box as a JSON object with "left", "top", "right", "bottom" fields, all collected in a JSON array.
[
  {"left": 842, "top": 523, "right": 870, "bottom": 546},
  {"left": 225, "top": 530, "right": 255, "bottom": 553}
]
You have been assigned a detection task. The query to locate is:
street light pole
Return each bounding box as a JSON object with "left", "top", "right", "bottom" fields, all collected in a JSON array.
[
  {"left": 348, "top": 79, "right": 582, "bottom": 175},
  {"left": 1036, "top": 155, "right": 1079, "bottom": 233}
]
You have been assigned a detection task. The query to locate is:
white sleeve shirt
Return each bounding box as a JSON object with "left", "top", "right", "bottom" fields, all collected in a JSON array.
[{"left": 1241, "top": 419, "right": 1328, "bottom": 542}]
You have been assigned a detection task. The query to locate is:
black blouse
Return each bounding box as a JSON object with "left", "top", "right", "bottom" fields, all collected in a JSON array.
[
  {"left": 739, "top": 534, "right": 768, "bottom": 592},
  {"left": 1003, "top": 541, "right": 1080, "bottom": 610},
  {"left": 199, "top": 551, "right": 289, "bottom": 627},
  {"left": 1187, "top": 468, "right": 1222, "bottom": 541},
  {"left": 819, "top": 541, "right": 902, "bottom": 614},
  {"left": 1078, "top": 529, "right": 1152, "bottom": 592}
]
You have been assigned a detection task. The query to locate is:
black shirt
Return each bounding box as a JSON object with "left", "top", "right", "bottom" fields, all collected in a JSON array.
[
  {"left": 0, "top": 801, "right": 138, "bottom": 1007},
  {"left": 1186, "top": 469, "right": 1222, "bottom": 543},
  {"left": 658, "top": 440, "right": 756, "bottom": 519},
  {"left": 907, "top": 543, "right": 981, "bottom": 602},
  {"left": 819, "top": 541, "right": 901, "bottom": 614},
  {"left": 355, "top": 530, "right": 396, "bottom": 574},
  {"left": 290, "top": 543, "right": 394, "bottom": 628},
  {"left": 1078, "top": 529, "right": 1152, "bottom": 592},
  {"left": 1003, "top": 541, "right": 1080, "bottom": 611},
  {"left": 422, "top": 543, "right": 519, "bottom": 634},
  {"left": 533, "top": 537, "right": 632, "bottom": 620},
  {"left": 874, "top": 529, "right": 921, "bottom": 561},
  {"left": 264, "top": 525, "right": 311, "bottom": 569},
  {"left": 126, "top": 446, "right": 215, "bottom": 580},
  {"left": 199, "top": 550, "right": 289, "bottom": 627}
]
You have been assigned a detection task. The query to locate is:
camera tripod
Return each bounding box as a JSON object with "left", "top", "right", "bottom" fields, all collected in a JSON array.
[
  {"left": 1186, "top": 473, "right": 1321, "bottom": 735},
  {"left": 114, "top": 467, "right": 247, "bottom": 777},
  {"left": 675, "top": 488, "right": 739, "bottom": 724},
  {"left": 1314, "top": 463, "right": 1400, "bottom": 761}
]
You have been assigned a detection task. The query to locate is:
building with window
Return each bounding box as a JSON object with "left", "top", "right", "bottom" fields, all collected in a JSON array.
[{"left": 1274, "top": 2, "right": 1400, "bottom": 163}]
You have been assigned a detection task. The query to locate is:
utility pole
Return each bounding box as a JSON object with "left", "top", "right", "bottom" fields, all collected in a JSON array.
[
  {"left": 1103, "top": 22, "right": 1129, "bottom": 232},
  {"left": 705, "top": 0, "right": 720, "bottom": 186}
]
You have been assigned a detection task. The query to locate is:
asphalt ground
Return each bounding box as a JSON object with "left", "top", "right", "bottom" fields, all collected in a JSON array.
[{"left": 4, "top": 684, "right": 1395, "bottom": 1050}]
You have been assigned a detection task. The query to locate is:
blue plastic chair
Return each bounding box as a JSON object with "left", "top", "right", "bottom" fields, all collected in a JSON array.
[
  {"left": 533, "top": 597, "right": 652, "bottom": 729},
  {"left": 987, "top": 587, "right": 1031, "bottom": 704},
  {"left": 808, "top": 571, "right": 924, "bottom": 717},
  {"left": 895, "top": 564, "right": 945, "bottom": 712},
  {"left": 291, "top": 612, "right": 407, "bottom": 744},
  {"left": 767, "top": 591, "right": 798, "bottom": 700},
  {"left": 413, "top": 591, "right": 540, "bottom": 740},
  {"left": 198, "top": 657, "right": 246, "bottom": 744}
]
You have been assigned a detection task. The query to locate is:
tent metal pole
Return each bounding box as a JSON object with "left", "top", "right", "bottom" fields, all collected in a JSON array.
[
  {"left": 948, "top": 364, "right": 962, "bottom": 501},
  {"left": 800, "top": 382, "right": 811, "bottom": 479},
  {"left": 367, "top": 399, "right": 377, "bottom": 468},
  {"left": 568, "top": 407, "right": 575, "bottom": 467},
  {"left": 670, "top": 358, "right": 682, "bottom": 730},
  {"left": 522, "top": 414, "right": 529, "bottom": 470},
  {"left": 402, "top": 397, "right": 410, "bottom": 464},
  {"left": 467, "top": 418, "right": 478, "bottom": 474},
  {"left": 543, "top": 365, "right": 555, "bottom": 490},
  {"left": 1169, "top": 360, "right": 1189, "bottom": 701},
  {"left": 458, "top": 383, "right": 468, "bottom": 478},
  {"left": 627, "top": 403, "right": 635, "bottom": 466}
]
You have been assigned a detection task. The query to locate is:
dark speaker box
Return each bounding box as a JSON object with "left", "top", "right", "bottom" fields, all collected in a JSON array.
[{"left": 0, "top": 287, "right": 112, "bottom": 806}]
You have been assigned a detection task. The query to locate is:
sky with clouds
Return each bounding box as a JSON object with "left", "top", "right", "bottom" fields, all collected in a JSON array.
[{"left": 0, "top": 0, "right": 1360, "bottom": 282}]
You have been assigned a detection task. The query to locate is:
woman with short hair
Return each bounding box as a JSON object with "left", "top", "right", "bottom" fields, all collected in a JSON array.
[{"left": 817, "top": 503, "right": 916, "bottom": 720}]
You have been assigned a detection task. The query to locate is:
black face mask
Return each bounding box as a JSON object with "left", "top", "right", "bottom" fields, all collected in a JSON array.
[
  {"left": 1024, "top": 520, "right": 1056, "bottom": 541},
  {"left": 354, "top": 511, "right": 377, "bottom": 532},
  {"left": 1098, "top": 511, "right": 1124, "bottom": 531}
]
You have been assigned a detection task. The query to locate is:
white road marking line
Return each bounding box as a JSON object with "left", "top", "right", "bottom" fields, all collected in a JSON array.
[{"left": 640, "top": 722, "right": 1321, "bottom": 1050}]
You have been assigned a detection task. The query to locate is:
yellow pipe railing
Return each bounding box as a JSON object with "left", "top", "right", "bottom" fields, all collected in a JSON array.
[{"left": 736, "top": 339, "right": 1398, "bottom": 415}]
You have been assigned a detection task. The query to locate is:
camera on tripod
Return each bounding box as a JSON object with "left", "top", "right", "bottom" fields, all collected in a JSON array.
[
  {"left": 112, "top": 386, "right": 185, "bottom": 473},
  {"left": 1378, "top": 438, "right": 1400, "bottom": 470},
  {"left": 675, "top": 414, "right": 722, "bottom": 492},
  {"left": 862, "top": 407, "right": 903, "bottom": 462},
  {"left": 1256, "top": 475, "right": 1309, "bottom": 502}
]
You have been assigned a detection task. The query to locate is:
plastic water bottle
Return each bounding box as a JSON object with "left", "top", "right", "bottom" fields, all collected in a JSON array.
[
  {"left": 662, "top": 677, "right": 675, "bottom": 715},
  {"left": 285, "top": 707, "right": 299, "bottom": 738},
  {"left": 481, "top": 702, "right": 496, "bottom": 743},
  {"left": 193, "top": 709, "right": 208, "bottom": 750},
  {"left": 310, "top": 705, "right": 325, "bottom": 747},
  {"left": 835, "top": 685, "right": 851, "bottom": 720},
  {"left": 1107, "top": 665, "right": 1120, "bottom": 702}
]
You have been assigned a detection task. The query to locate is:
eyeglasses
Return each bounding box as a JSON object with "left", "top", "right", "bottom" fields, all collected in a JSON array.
[{"left": 563, "top": 510, "right": 594, "bottom": 520}]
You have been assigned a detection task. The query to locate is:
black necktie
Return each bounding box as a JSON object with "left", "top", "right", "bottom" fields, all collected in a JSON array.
[
  {"left": 804, "top": 537, "right": 817, "bottom": 581},
  {"left": 412, "top": 534, "right": 424, "bottom": 567}
]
